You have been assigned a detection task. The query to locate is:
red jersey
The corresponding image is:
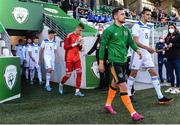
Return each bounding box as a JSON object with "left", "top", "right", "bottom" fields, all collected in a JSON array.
[{"left": 64, "top": 32, "right": 82, "bottom": 62}]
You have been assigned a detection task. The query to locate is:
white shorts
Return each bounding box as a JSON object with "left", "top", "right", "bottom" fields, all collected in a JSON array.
[
  {"left": 29, "top": 60, "right": 40, "bottom": 70},
  {"left": 44, "top": 58, "right": 55, "bottom": 70},
  {"left": 130, "top": 50, "right": 155, "bottom": 70},
  {"left": 20, "top": 57, "right": 24, "bottom": 66}
]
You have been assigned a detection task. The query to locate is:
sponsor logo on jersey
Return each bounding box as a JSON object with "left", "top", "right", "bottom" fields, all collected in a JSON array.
[{"left": 124, "top": 31, "right": 128, "bottom": 36}]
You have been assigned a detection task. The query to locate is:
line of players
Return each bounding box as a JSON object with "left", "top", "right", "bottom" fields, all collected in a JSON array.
[
  {"left": 14, "top": 7, "right": 176, "bottom": 121},
  {"left": 15, "top": 37, "right": 42, "bottom": 85},
  {"left": 14, "top": 28, "right": 85, "bottom": 97}
]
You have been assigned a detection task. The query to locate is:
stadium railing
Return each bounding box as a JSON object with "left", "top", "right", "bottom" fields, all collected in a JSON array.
[
  {"left": 0, "top": 22, "right": 11, "bottom": 53},
  {"left": 43, "top": 14, "right": 67, "bottom": 40}
]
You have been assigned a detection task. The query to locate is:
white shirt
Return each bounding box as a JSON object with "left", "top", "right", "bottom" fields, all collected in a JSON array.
[
  {"left": 127, "top": 48, "right": 133, "bottom": 57},
  {"left": 15, "top": 44, "right": 24, "bottom": 59},
  {"left": 41, "top": 39, "right": 57, "bottom": 59},
  {"left": 132, "top": 21, "right": 151, "bottom": 47},
  {"left": 23, "top": 44, "right": 31, "bottom": 60},
  {"left": 28, "top": 43, "right": 41, "bottom": 62}
]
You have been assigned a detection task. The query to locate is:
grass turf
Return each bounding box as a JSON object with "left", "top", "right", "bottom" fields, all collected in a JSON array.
[{"left": 0, "top": 82, "right": 179, "bottom": 124}]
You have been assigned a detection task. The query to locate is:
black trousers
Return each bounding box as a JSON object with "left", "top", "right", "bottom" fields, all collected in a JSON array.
[{"left": 96, "top": 49, "right": 110, "bottom": 89}]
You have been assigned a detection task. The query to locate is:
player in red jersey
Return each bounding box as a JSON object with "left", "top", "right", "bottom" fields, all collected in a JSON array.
[{"left": 59, "top": 23, "right": 85, "bottom": 97}]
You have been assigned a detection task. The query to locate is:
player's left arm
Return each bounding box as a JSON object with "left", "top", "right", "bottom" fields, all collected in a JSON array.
[
  {"left": 98, "top": 28, "right": 111, "bottom": 72},
  {"left": 39, "top": 41, "right": 45, "bottom": 64},
  {"left": 78, "top": 36, "right": 84, "bottom": 51}
]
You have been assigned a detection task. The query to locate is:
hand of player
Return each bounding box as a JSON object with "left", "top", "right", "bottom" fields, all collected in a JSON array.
[
  {"left": 98, "top": 63, "right": 105, "bottom": 73},
  {"left": 79, "top": 38, "right": 84, "bottom": 46},
  {"left": 78, "top": 37, "right": 84, "bottom": 45},
  {"left": 167, "top": 43, "right": 173, "bottom": 48},
  {"left": 147, "top": 47, "right": 156, "bottom": 54},
  {"left": 74, "top": 40, "right": 81, "bottom": 46},
  {"left": 77, "top": 40, "right": 81, "bottom": 45},
  {"left": 136, "top": 49, "right": 143, "bottom": 59},
  {"left": 32, "top": 58, "right": 35, "bottom": 62},
  {"left": 38, "top": 58, "right": 42, "bottom": 65}
]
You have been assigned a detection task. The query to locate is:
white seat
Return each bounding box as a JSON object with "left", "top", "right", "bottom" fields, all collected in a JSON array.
[{"left": 87, "top": 22, "right": 94, "bottom": 27}]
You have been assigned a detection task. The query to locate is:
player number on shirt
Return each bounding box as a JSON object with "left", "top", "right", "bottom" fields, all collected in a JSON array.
[{"left": 145, "top": 33, "right": 149, "bottom": 39}]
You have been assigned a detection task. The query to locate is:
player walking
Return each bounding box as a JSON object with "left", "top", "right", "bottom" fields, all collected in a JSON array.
[{"left": 127, "top": 8, "right": 173, "bottom": 104}]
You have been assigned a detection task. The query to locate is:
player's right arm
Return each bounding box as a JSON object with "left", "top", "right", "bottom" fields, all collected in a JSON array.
[
  {"left": 28, "top": 46, "right": 35, "bottom": 62},
  {"left": 132, "top": 24, "right": 155, "bottom": 54},
  {"left": 127, "top": 29, "right": 142, "bottom": 59},
  {"left": 98, "top": 29, "right": 111, "bottom": 73},
  {"left": 134, "top": 36, "right": 155, "bottom": 54}
]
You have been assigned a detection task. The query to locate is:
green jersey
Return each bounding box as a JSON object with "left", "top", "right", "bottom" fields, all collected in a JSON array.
[{"left": 99, "top": 23, "right": 138, "bottom": 63}]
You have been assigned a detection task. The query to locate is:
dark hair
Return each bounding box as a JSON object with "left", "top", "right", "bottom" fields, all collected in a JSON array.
[
  {"left": 112, "top": 7, "right": 124, "bottom": 19},
  {"left": 77, "top": 23, "right": 85, "bottom": 29},
  {"left": 32, "top": 36, "right": 39, "bottom": 39},
  {"left": 167, "top": 23, "right": 178, "bottom": 35},
  {"left": 48, "top": 30, "right": 55, "bottom": 34},
  {"left": 165, "top": 24, "right": 179, "bottom": 43},
  {"left": 141, "top": 7, "right": 151, "bottom": 14},
  {"left": 19, "top": 39, "right": 23, "bottom": 42},
  {"left": 168, "top": 23, "right": 177, "bottom": 30}
]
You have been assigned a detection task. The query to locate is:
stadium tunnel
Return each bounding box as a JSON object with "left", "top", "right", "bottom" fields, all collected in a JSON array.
[{"left": 0, "top": 0, "right": 101, "bottom": 103}]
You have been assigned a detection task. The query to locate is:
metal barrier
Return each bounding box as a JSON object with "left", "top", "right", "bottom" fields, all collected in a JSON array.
[
  {"left": 43, "top": 14, "right": 67, "bottom": 40},
  {"left": 152, "top": 20, "right": 180, "bottom": 28},
  {"left": 0, "top": 22, "right": 11, "bottom": 52}
]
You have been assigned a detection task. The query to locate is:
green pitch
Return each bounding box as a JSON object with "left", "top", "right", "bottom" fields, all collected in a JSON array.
[{"left": 0, "top": 82, "right": 179, "bottom": 124}]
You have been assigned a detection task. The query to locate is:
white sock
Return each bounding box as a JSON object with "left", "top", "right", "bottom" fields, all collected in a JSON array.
[
  {"left": 30, "top": 69, "right": 35, "bottom": 81},
  {"left": 25, "top": 68, "right": 29, "bottom": 79},
  {"left": 131, "top": 112, "right": 137, "bottom": 116},
  {"left": 127, "top": 76, "right": 135, "bottom": 96},
  {"left": 75, "top": 89, "right": 80, "bottom": 93},
  {"left": 59, "top": 82, "right": 63, "bottom": 86},
  {"left": 152, "top": 76, "right": 163, "bottom": 99},
  {"left": 37, "top": 67, "right": 42, "bottom": 82},
  {"left": 46, "top": 73, "right": 51, "bottom": 86}
]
